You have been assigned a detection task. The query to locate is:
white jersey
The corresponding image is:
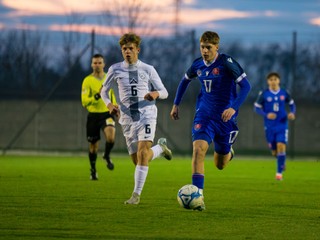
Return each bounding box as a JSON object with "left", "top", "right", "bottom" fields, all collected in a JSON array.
[{"left": 101, "top": 60, "right": 168, "bottom": 125}]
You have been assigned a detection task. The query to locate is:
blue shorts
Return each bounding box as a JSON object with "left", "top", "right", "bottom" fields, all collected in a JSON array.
[
  {"left": 192, "top": 117, "right": 239, "bottom": 155},
  {"left": 265, "top": 128, "right": 288, "bottom": 150}
]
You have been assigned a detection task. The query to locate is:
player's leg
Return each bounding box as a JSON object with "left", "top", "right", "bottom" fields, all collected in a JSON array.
[
  {"left": 124, "top": 141, "right": 152, "bottom": 205},
  {"left": 191, "top": 120, "right": 212, "bottom": 196},
  {"left": 102, "top": 124, "right": 116, "bottom": 170},
  {"left": 214, "top": 122, "right": 239, "bottom": 170},
  {"left": 139, "top": 121, "right": 172, "bottom": 161},
  {"left": 86, "top": 113, "right": 101, "bottom": 180},
  {"left": 124, "top": 122, "right": 152, "bottom": 204},
  {"left": 275, "top": 129, "right": 288, "bottom": 180},
  {"left": 88, "top": 141, "right": 99, "bottom": 180},
  {"left": 191, "top": 140, "right": 209, "bottom": 211},
  {"left": 100, "top": 113, "right": 116, "bottom": 170},
  {"left": 192, "top": 139, "right": 209, "bottom": 191},
  {"left": 265, "top": 129, "right": 277, "bottom": 157}
]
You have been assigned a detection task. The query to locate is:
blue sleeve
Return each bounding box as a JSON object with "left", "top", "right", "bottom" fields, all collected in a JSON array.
[
  {"left": 289, "top": 102, "right": 296, "bottom": 114},
  {"left": 254, "top": 105, "right": 266, "bottom": 116},
  {"left": 230, "top": 78, "right": 251, "bottom": 110},
  {"left": 285, "top": 89, "right": 296, "bottom": 114},
  {"left": 173, "top": 77, "right": 192, "bottom": 105}
]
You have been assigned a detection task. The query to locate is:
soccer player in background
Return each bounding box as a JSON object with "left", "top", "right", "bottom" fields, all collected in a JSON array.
[
  {"left": 254, "top": 72, "right": 296, "bottom": 181},
  {"left": 170, "top": 31, "right": 251, "bottom": 210},
  {"left": 101, "top": 33, "right": 172, "bottom": 205},
  {"left": 81, "top": 54, "right": 117, "bottom": 180}
]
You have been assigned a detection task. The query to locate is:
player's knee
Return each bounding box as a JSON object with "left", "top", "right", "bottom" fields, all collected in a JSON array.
[
  {"left": 193, "top": 144, "right": 206, "bottom": 155},
  {"left": 137, "top": 147, "right": 151, "bottom": 163},
  {"left": 277, "top": 143, "right": 286, "bottom": 153}
]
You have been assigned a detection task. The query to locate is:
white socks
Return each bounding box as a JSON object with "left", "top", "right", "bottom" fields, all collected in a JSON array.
[
  {"left": 151, "top": 144, "right": 162, "bottom": 160},
  {"left": 134, "top": 165, "right": 149, "bottom": 195}
]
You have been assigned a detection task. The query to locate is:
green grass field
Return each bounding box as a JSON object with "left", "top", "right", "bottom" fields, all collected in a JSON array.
[{"left": 0, "top": 155, "right": 319, "bottom": 240}]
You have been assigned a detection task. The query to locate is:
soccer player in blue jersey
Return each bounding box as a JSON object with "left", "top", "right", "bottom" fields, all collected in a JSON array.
[
  {"left": 254, "top": 72, "right": 296, "bottom": 181},
  {"left": 170, "top": 31, "right": 251, "bottom": 210}
]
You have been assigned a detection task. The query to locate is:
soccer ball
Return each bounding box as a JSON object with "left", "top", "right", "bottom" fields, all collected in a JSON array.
[{"left": 177, "top": 184, "right": 203, "bottom": 210}]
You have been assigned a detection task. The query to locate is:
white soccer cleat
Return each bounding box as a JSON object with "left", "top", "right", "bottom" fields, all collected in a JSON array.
[
  {"left": 275, "top": 173, "right": 283, "bottom": 181},
  {"left": 157, "top": 138, "right": 172, "bottom": 160},
  {"left": 124, "top": 192, "right": 140, "bottom": 205}
]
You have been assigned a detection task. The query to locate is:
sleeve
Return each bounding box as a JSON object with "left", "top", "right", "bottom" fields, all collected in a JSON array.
[
  {"left": 285, "top": 89, "right": 296, "bottom": 114},
  {"left": 101, "top": 66, "right": 114, "bottom": 106},
  {"left": 173, "top": 61, "right": 197, "bottom": 105},
  {"left": 224, "top": 55, "right": 247, "bottom": 83},
  {"left": 254, "top": 90, "right": 266, "bottom": 116},
  {"left": 81, "top": 78, "right": 93, "bottom": 107},
  {"left": 149, "top": 67, "right": 168, "bottom": 99},
  {"left": 173, "top": 76, "right": 192, "bottom": 105},
  {"left": 230, "top": 77, "right": 251, "bottom": 110}
]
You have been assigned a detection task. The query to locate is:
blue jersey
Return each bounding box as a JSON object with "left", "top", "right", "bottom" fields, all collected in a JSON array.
[
  {"left": 186, "top": 54, "right": 247, "bottom": 121},
  {"left": 254, "top": 88, "right": 294, "bottom": 130}
]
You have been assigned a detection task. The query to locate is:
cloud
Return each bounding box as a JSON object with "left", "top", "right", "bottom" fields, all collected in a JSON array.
[
  {"left": 49, "top": 23, "right": 172, "bottom": 36},
  {"left": 2, "top": 0, "right": 174, "bottom": 16},
  {"left": 310, "top": 17, "right": 320, "bottom": 26},
  {"left": 178, "top": 8, "right": 276, "bottom": 27}
]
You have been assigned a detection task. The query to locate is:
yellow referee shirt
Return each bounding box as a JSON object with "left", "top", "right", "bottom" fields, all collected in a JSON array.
[{"left": 81, "top": 73, "right": 116, "bottom": 113}]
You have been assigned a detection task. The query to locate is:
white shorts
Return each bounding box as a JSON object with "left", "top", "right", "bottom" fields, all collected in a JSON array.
[{"left": 122, "top": 120, "right": 157, "bottom": 155}]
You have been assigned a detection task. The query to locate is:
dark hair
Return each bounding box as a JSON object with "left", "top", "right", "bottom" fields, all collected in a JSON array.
[
  {"left": 92, "top": 53, "right": 104, "bottom": 59},
  {"left": 200, "top": 31, "right": 220, "bottom": 45},
  {"left": 119, "top": 33, "right": 141, "bottom": 48},
  {"left": 267, "top": 72, "right": 281, "bottom": 80}
]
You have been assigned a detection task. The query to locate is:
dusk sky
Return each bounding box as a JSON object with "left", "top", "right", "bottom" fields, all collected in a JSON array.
[{"left": 1, "top": 0, "right": 320, "bottom": 44}]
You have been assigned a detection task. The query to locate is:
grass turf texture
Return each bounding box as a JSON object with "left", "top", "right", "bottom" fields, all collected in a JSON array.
[{"left": 0, "top": 155, "right": 319, "bottom": 240}]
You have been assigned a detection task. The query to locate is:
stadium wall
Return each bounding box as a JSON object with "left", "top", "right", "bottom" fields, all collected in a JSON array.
[{"left": 0, "top": 100, "right": 319, "bottom": 157}]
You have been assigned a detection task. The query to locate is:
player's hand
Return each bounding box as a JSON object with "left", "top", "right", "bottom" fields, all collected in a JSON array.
[
  {"left": 170, "top": 105, "right": 179, "bottom": 120},
  {"left": 144, "top": 91, "right": 159, "bottom": 101},
  {"left": 288, "top": 113, "right": 295, "bottom": 120},
  {"left": 267, "top": 113, "right": 277, "bottom": 120},
  {"left": 94, "top": 93, "right": 101, "bottom": 100},
  {"left": 221, "top": 108, "right": 236, "bottom": 122},
  {"left": 108, "top": 103, "right": 120, "bottom": 118}
]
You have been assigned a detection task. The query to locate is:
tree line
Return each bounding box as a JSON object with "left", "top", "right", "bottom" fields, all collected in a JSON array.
[{"left": 0, "top": 29, "right": 319, "bottom": 104}]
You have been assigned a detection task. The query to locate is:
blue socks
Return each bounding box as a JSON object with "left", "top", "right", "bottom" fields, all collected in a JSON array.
[
  {"left": 277, "top": 153, "right": 286, "bottom": 174},
  {"left": 192, "top": 173, "right": 204, "bottom": 190}
]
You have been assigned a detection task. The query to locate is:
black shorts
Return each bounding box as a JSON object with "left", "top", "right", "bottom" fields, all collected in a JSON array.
[{"left": 86, "top": 112, "right": 115, "bottom": 143}]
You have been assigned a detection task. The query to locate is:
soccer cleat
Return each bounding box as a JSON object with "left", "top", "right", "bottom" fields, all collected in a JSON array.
[
  {"left": 106, "top": 160, "right": 114, "bottom": 170},
  {"left": 124, "top": 192, "right": 140, "bottom": 205},
  {"left": 275, "top": 173, "right": 283, "bottom": 181},
  {"left": 90, "top": 169, "right": 98, "bottom": 180},
  {"left": 229, "top": 146, "right": 234, "bottom": 161},
  {"left": 157, "top": 138, "right": 172, "bottom": 160},
  {"left": 103, "top": 154, "right": 114, "bottom": 170},
  {"left": 194, "top": 196, "right": 206, "bottom": 211}
]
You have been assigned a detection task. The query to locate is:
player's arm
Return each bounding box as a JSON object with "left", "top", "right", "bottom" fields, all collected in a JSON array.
[
  {"left": 253, "top": 91, "right": 266, "bottom": 116},
  {"left": 222, "top": 77, "right": 251, "bottom": 122},
  {"left": 101, "top": 67, "right": 119, "bottom": 116},
  {"left": 81, "top": 79, "right": 94, "bottom": 107},
  {"left": 286, "top": 90, "right": 296, "bottom": 120},
  {"left": 145, "top": 67, "right": 168, "bottom": 101},
  {"left": 231, "top": 77, "right": 251, "bottom": 110},
  {"left": 170, "top": 75, "right": 192, "bottom": 120}
]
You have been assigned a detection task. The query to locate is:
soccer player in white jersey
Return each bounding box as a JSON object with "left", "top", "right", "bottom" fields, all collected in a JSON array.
[{"left": 101, "top": 33, "right": 172, "bottom": 205}]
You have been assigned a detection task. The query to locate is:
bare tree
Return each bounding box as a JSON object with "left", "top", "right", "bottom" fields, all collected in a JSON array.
[
  {"left": 0, "top": 30, "right": 48, "bottom": 97},
  {"left": 59, "top": 12, "right": 88, "bottom": 73},
  {"left": 100, "top": 0, "right": 161, "bottom": 36}
]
